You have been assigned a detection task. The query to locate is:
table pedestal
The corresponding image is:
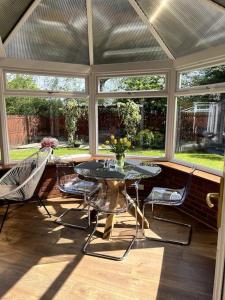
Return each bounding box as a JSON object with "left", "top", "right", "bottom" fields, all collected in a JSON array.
[{"left": 102, "top": 180, "right": 149, "bottom": 239}]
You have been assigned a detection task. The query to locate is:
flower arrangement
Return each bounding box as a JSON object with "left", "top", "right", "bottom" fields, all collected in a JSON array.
[
  {"left": 41, "top": 137, "right": 59, "bottom": 149},
  {"left": 104, "top": 135, "right": 131, "bottom": 167}
]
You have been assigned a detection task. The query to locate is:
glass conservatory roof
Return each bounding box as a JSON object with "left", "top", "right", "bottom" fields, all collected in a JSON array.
[{"left": 0, "top": 0, "right": 225, "bottom": 65}]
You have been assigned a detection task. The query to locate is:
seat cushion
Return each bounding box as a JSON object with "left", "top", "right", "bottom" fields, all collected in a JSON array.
[
  {"left": 61, "top": 179, "right": 99, "bottom": 195},
  {"left": 145, "top": 187, "right": 185, "bottom": 205}
]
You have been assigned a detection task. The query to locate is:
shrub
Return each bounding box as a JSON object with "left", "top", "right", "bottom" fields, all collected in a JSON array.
[
  {"left": 136, "top": 129, "right": 154, "bottom": 149},
  {"left": 151, "top": 131, "right": 165, "bottom": 149}
]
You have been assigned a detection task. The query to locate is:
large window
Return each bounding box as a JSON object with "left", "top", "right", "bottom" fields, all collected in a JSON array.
[
  {"left": 175, "top": 94, "right": 225, "bottom": 171},
  {"left": 6, "top": 97, "right": 89, "bottom": 161},
  {"left": 98, "top": 98, "right": 167, "bottom": 157},
  {"left": 2, "top": 71, "right": 88, "bottom": 162}
]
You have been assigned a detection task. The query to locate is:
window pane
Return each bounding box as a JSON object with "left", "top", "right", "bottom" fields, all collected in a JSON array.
[
  {"left": 180, "top": 65, "right": 225, "bottom": 89},
  {"left": 175, "top": 94, "right": 225, "bottom": 171},
  {"left": 6, "top": 73, "right": 86, "bottom": 93},
  {"left": 99, "top": 75, "right": 166, "bottom": 93},
  {"left": 6, "top": 97, "right": 89, "bottom": 161},
  {"left": 98, "top": 98, "right": 167, "bottom": 157}
]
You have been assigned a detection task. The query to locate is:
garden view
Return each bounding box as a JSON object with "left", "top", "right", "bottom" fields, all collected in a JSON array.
[{"left": 6, "top": 68, "right": 225, "bottom": 171}]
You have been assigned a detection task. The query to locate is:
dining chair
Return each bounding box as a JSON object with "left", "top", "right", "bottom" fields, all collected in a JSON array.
[
  {"left": 142, "top": 168, "right": 195, "bottom": 245},
  {"left": 82, "top": 180, "right": 138, "bottom": 261},
  {"left": 0, "top": 147, "right": 52, "bottom": 233},
  {"left": 55, "top": 163, "right": 100, "bottom": 230}
]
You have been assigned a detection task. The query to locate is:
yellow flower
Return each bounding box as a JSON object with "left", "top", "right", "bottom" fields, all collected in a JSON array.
[
  {"left": 126, "top": 141, "right": 131, "bottom": 148},
  {"left": 110, "top": 135, "right": 115, "bottom": 140},
  {"left": 120, "top": 138, "right": 123, "bottom": 144},
  {"left": 105, "top": 140, "right": 109, "bottom": 145},
  {"left": 113, "top": 139, "right": 117, "bottom": 144},
  {"left": 123, "top": 137, "right": 128, "bottom": 143}
]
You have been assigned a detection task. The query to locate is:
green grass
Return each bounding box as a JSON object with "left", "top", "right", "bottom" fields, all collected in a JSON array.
[
  {"left": 175, "top": 152, "right": 224, "bottom": 171},
  {"left": 9, "top": 147, "right": 224, "bottom": 171},
  {"left": 9, "top": 147, "right": 89, "bottom": 161},
  {"left": 98, "top": 149, "right": 165, "bottom": 156}
]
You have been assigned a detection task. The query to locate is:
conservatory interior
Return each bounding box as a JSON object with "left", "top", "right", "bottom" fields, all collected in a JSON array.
[{"left": 0, "top": 0, "right": 225, "bottom": 299}]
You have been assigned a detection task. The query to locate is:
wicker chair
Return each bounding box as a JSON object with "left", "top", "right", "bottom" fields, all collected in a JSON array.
[
  {"left": 0, "top": 147, "right": 52, "bottom": 232},
  {"left": 142, "top": 169, "right": 195, "bottom": 245},
  {"left": 55, "top": 163, "right": 101, "bottom": 230}
]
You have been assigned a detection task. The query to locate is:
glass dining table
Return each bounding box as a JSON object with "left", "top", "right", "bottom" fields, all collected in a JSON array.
[{"left": 74, "top": 160, "right": 162, "bottom": 239}]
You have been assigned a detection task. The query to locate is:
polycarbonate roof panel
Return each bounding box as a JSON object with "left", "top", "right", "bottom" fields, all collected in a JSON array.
[
  {"left": 92, "top": 0, "right": 167, "bottom": 64},
  {"left": 5, "top": 0, "right": 89, "bottom": 64},
  {"left": 137, "top": 0, "right": 225, "bottom": 58},
  {"left": 0, "top": 0, "right": 33, "bottom": 41}
]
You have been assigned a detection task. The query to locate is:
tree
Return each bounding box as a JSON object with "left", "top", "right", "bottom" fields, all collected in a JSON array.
[
  {"left": 115, "top": 99, "right": 141, "bottom": 138},
  {"left": 62, "top": 99, "right": 87, "bottom": 145},
  {"left": 121, "top": 75, "right": 165, "bottom": 91}
]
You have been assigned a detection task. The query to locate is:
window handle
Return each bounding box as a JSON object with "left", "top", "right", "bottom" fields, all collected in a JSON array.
[{"left": 206, "top": 193, "right": 219, "bottom": 208}]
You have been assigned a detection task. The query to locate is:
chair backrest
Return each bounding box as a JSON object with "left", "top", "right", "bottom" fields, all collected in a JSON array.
[
  {"left": 56, "top": 163, "right": 77, "bottom": 190},
  {"left": 178, "top": 168, "right": 195, "bottom": 205},
  {"left": 0, "top": 147, "right": 52, "bottom": 201}
]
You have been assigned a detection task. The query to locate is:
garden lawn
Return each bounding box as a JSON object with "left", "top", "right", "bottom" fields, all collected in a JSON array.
[
  {"left": 175, "top": 152, "right": 224, "bottom": 171},
  {"left": 9, "top": 147, "right": 89, "bottom": 161},
  {"left": 9, "top": 147, "right": 224, "bottom": 171}
]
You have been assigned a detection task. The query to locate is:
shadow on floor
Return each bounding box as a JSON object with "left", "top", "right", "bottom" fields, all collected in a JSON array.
[{"left": 0, "top": 198, "right": 217, "bottom": 300}]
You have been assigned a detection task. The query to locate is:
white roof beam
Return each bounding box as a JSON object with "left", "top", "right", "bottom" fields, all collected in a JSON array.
[
  {"left": 3, "top": 0, "right": 42, "bottom": 47},
  {"left": 86, "top": 0, "right": 94, "bottom": 65},
  {"left": 128, "top": 0, "right": 175, "bottom": 60},
  {"left": 0, "top": 37, "right": 6, "bottom": 57}
]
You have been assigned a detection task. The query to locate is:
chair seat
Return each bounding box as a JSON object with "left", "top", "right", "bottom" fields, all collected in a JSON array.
[
  {"left": 0, "top": 184, "right": 18, "bottom": 198},
  {"left": 89, "top": 191, "right": 133, "bottom": 214},
  {"left": 60, "top": 179, "right": 99, "bottom": 196},
  {"left": 145, "top": 187, "right": 185, "bottom": 205}
]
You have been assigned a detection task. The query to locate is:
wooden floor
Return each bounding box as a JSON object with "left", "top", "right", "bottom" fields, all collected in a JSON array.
[{"left": 0, "top": 197, "right": 217, "bottom": 300}]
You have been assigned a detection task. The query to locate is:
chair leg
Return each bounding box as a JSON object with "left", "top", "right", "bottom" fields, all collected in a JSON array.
[
  {"left": 82, "top": 213, "right": 137, "bottom": 261},
  {"left": 36, "top": 196, "right": 51, "bottom": 218},
  {"left": 55, "top": 205, "right": 91, "bottom": 230},
  {"left": 0, "top": 204, "right": 10, "bottom": 233},
  {"left": 142, "top": 203, "right": 192, "bottom": 246}
]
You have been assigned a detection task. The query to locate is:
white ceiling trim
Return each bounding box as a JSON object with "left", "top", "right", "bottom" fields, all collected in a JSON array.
[
  {"left": 86, "top": 0, "right": 94, "bottom": 66},
  {"left": 3, "top": 0, "right": 42, "bottom": 47},
  {"left": 128, "top": 0, "right": 175, "bottom": 60}
]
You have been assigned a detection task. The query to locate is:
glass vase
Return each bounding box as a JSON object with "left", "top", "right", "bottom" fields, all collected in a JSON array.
[{"left": 116, "top": 154, "right": 125, "bottom": 169}]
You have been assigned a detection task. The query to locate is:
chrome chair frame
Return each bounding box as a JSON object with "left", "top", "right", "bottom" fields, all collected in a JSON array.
[{"left": 142, "top": 169, "right": 194, "bottom": 246}]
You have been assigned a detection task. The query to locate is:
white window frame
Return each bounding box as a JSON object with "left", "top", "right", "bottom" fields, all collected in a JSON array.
[
  {"left": 177, "top": 63, "right": 225, "bottom": 93},
  {"left": 0, "top": 68, "right": 90, "bottom": 163},
  {"left": 94, "top": 70, "right": 169, "bottom": 160},
  {"left": 173, "top": 61, "right": 225, "bottom": 176},
  {"left": 3, "top": 69, "right": 89, "bottom": 98},
  {"left": 97, "top": 71, "right": 167, "bottom": 94}
]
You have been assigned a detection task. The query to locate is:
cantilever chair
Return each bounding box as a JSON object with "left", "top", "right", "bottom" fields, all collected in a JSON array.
[
  {"left": 82, "top": 181, "right": 138, "bottom": 261},
  {"left": 142, "top": 169, "right": 195, "bottom": 246},
  {"left": 55, "top": 163, "right": 100, "bottom": 230},
  {"left": 0, "top": 147, "right": 52, "bottom": 233}
]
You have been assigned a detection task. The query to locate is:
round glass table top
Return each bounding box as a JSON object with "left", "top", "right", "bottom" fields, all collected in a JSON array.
[{"left": 74, "top": 160, "right": 161, "bottom": 181}]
